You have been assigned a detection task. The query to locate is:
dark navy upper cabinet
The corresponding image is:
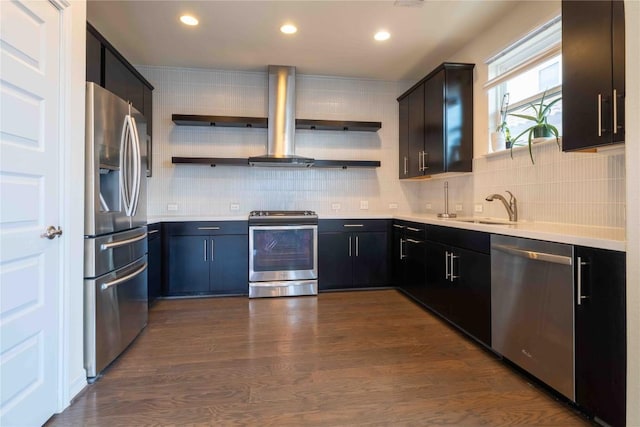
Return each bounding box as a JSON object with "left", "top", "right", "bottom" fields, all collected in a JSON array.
[
  {"left": 397, "top": 63, "right": 474, "bottom": 179},
  {"left": 562, "top": 0, "right": 625, "bottom": 151}
]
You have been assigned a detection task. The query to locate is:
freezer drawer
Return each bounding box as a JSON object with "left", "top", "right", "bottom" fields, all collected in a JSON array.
[
  {"left": 84, "top": 227, "right": 147, "bottom": 278},
  {"left": 85, "top": 256, "right": 148, "bottom": 378}
]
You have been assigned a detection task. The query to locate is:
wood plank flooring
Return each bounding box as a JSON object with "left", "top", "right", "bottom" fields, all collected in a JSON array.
[{"left": 48, "top": 290, "right": 591, "bottom": 426}]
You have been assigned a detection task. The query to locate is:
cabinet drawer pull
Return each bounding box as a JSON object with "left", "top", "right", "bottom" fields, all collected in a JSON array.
[
  {"left": 406, "top": 227, "right": 421, "bottom": 232},
  {"left": 393, "top": 224, "right": 406, "bottom": 229},
  {"left": 343, "top": 224, "right": 364, "bottom": 228},
  {"left": 147, "top": 229, "right": 159, "bottom": 235},
  {"left": 197, "top": 226, "right": 221, "bottom": 230},
  {"left": 405, "top": 238, "right": 421, "bottom": 244}
]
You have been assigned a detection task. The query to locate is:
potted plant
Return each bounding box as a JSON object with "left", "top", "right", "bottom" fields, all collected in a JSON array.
[
  {"left": 509, "top": 90, "right": 561, "bottom": 163},
  {"left": 491, "top": 93, "right": 512, "bottom": 151}
]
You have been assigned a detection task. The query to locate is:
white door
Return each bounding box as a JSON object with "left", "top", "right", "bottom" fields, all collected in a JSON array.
[{"left": 0, "top": 1, "right": 63, "bottom": 425}]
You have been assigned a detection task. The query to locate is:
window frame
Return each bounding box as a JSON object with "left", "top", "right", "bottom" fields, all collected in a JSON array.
[{"left": 485, "top": 17, "right": 563, "bottom": 152}]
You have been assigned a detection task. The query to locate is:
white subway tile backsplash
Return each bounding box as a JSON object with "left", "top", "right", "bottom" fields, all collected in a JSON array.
[{"left": 138, "top": 65, "right": 625, "bottom": 228}]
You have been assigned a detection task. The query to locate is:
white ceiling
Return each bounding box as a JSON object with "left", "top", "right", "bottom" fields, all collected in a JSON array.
[{"left": 87, "top": 0, "right": 521, "bottom": 81}]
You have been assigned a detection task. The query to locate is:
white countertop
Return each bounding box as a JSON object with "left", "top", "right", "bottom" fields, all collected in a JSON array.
[
  {"left": 148, "top": 213, "right": 626, "bottom": 252},
  {"left": 395, "top": 213, "right": 626, "bottom": 252}
]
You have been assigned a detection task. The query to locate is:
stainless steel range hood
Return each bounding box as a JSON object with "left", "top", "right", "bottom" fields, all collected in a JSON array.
[{"left": 249, "top": 65, "right": 314, "bottom": 167}]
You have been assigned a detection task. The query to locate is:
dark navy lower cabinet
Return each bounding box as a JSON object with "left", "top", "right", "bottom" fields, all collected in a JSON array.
[
  {"left": 575, "top": 246, "right": 626, "bottom": 427},
  {"left": 392, "top": 221, "right": 427, "bottom": 300},
  {"left": 318, "top": 219, "right": 390, "bottom": 290},
  {"left": 423, "top": 225, "right": 491, "bottom": 346},
  {"left": 166, "top": 222, "right": 248, "bottom": 296},
  {"left": 147, "top": 222, "right": 162, "bottom": 305}
]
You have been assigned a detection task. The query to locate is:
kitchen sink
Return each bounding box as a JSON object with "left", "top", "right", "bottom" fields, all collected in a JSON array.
[{"left": 453, "top": 219, "right": 515, "bottom": 226}]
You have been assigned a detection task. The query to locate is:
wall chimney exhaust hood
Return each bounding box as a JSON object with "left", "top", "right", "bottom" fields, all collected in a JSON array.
[
  {"left": 248, "top": 65, "right": 314, "bottom": 167},
  {"left": 170, "top": 65, "right": 382, "bottom": 169}
]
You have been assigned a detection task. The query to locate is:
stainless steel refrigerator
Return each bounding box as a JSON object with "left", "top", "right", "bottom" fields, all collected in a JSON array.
[{"left": 84, "top": 82, "right": 148, "bottom": 379}]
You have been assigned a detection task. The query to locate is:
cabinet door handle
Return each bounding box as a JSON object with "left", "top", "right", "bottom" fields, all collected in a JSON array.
[
  {"left": 418, "top": 150, "right": 422, "bottom": 172},
  {"left": 399, "top": 238, "right": 406, "bottom": 260},
  {"left": 203, "top": 239, "right": 207, "bottom": 261},
  {"left": 211, "top": 239, "right": 215, "bottom": 260},
  {"left": 404, "top": 156, "right": 408, "bottom": 175},
  {"left": 349, "top": 236, "right": 352, "bottom": 257},
  {"left": 445, "top": 251, "right": 450, "bottom": 280},
  {"left": 450, "top": 253, "right": 459, "bottom": 282},
  {"left": 421, "top": 152, "right": 429, "bottom": 171},
  {"left": 355, "top": 236, "right": 359, "bottom": 257},
  {"left": 577, "top": 256, "right": 589, "bottom": 305},
  {"left": 597, "top": 94, "right": 603, "bottom": 137},
  {"left": 613, "top": 89, "right": 618, "bottom": 135}
]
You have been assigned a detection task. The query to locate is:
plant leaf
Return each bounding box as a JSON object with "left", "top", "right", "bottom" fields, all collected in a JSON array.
[{"left": 509, "top": 113, "right": 538, "bottom": 122}]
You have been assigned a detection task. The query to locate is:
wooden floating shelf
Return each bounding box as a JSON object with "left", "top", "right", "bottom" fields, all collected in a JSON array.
[
  {"left": 172, "top": 157, "right": 380, "bottom": 169},
  {"left": 172, "top": 114, "right": 381, "bottom": 132},
  {"left": 295, "top": 119, "right": 381, "bottom": 132},
  {"left": 171, "top": 115, "right": 267, "bottom": 128}
]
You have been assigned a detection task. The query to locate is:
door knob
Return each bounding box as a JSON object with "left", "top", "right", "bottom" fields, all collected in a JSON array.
[{"left": 41, "top": 225, "right": 63, "bottom": 239}]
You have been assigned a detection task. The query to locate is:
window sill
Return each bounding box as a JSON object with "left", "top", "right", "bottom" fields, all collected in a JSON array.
[{"left": 485, "top": 137, "right": 559, "bottom": 159}]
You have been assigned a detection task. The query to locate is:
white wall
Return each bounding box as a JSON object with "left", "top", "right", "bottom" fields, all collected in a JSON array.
[
  {"left": 414, "top": 0, "right": 626, "bottom": 229},
  {"left": 624, "top": 1, "right": 639, "bottom": 424},
  {"left": 61, "top": 0, "right": 87, "bottom": 409},
  {"left": 138, "top": 66, "right": 419, "bottom": 218}
]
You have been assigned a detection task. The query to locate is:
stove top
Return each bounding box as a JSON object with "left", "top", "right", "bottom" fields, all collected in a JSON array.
[
  {"left": 249, "top": 210, "right": 318, "bottom": 225},
  {"left": 249, "top": 210, "right": 316, "bottom": 217}
]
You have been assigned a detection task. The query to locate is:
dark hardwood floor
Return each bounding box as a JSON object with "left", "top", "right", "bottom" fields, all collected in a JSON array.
[{"left": 48, "top": 290, "right": 590, "bottom": 426}]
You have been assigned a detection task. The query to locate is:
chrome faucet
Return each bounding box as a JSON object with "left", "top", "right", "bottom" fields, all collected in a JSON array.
[{"left": 486, "top": 191, "right": 517, "bottom": 222}]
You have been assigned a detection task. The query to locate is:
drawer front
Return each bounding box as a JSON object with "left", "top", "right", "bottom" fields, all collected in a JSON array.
[
  {"left": 392, "top": 220, "right": 425, "bottom": 240},
  {"left": 166, "top": 221, "right": 248, "bottom": 236},
  {"left": 319, "top": 219, "right": 390, "bottom": 233},
  {"left": 426, "top": 225, "right": 490, "bottom": 254},
  {"left": 147, "top": 222, "right": 161, "bottom": 241}
]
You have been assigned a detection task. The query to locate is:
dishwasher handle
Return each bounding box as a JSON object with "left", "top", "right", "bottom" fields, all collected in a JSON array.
[{"left": 492, "top": 244, "right": 573, "bottom": 266}]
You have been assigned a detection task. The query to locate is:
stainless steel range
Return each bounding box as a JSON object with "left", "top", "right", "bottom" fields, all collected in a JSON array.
[{"left": 249, "top": 210, "right": 318, "bottom": 298}]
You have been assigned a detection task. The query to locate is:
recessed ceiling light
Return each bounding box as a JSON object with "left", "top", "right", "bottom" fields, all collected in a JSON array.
[
  {"left": 180, "top": 15, "right": 199, "bottom": 26},
  {"left": 280, "top": 24, "right": 298, "bottom": 35},
  {"left": 374, "top": 31, "right": 391, "bottom": 41}
]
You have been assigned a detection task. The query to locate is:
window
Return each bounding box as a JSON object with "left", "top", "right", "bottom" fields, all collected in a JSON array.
[{"left": 486, "top": 17, "right": 562, "bottom": 152}]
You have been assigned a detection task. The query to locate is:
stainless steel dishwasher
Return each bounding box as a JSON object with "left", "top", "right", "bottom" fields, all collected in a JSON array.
[{"left": 491, "top": 235, "right": 575, "bottom": 400}]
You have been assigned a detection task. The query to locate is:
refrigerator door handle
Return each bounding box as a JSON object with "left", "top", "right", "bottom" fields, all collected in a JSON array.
[
  {"left": 119, "top": 114, "right": 132, "bottom": 216},
  {"left": 101, "top": 261, "right": 148, "bottom": 291},
  {"left": 129, "top": 114, "right": 142, "bottom": 216}
]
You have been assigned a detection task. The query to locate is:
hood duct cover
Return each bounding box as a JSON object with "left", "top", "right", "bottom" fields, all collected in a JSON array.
[{"left": 249, "top": 65, "right": 314, "bottom": 167}]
